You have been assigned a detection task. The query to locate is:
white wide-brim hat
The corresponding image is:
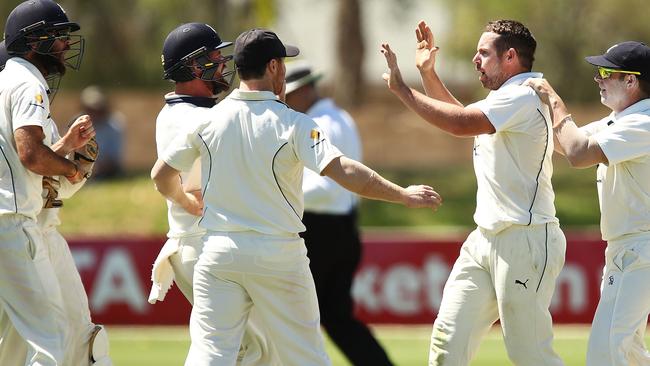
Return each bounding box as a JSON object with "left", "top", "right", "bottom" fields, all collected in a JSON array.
[{"left": 285, "top": 60, "right": 323, "bottom": 94}]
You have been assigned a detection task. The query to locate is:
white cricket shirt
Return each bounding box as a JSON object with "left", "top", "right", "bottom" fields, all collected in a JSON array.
[
  {"left": 468, "top": 72, "right": 558, "bottom": 232},
  {"left": 0, "top": 57, "right": 54, "bottom": 220},
  {"left": 303, "top": 98, "right": 361, "bottom": 214},
  {"left": 156, "top": 93, "right": 214, "bottom": 238},
  {"left": 162, "top": 89, "right": 343, "bottom": 236},
  {"left": 581, "top": 98, "right": 650, "bottom": 241}
]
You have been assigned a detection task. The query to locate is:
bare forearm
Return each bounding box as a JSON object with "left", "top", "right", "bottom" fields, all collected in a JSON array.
[
  {"left": 323, "top": 157, "right": 406, "bottom": 204},
  {"left": 554, "top": 116, "right": 604, "bottom": 168},
  {"left": 419, "top": 70, "right": 463, "bottom": 107},
  {"left": 394, "top": 85, "right": 477, "bottom": 137},
  {"left": 21, "top": 142, "right": 78, "bottom": 177},
  {"left": 15, "top": 126, "right": 78, "bottom": 177},
  {"left": 151, "top": 161, "right": 185, "bottom": 204},
  {"left": 547, "top": 94, "right": 571, "bottom": 127},
  {"left": 151, "top": 159, "right": 203, "bottom": 216},
  {"left": 51, "top": 138, "right": 77, "bottom": 157}
]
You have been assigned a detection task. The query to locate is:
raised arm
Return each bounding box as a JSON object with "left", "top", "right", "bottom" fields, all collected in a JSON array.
[
  {"left": 15, "top": 126, "right": 84, "bottom": 183},
  {"left": 524, "top": 78, "right": 608, "bottom": 168},
  {"left": 381, "top": 42, "right": 495, "bottom": 137},
  {"left": 321, "top": 156, "right": 442, "bottom": 210},
  {"left": 415, "top": 20, "right": 462, "bottom": 107}
]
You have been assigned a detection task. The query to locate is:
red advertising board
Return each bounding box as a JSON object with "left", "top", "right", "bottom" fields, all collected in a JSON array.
[{"left": 68, "top": 233, "right": 606, "bottom": 325}]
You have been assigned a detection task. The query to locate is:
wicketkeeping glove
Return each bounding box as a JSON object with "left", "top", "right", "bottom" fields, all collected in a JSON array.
[
  {"left": 69, "top": 136, "right": 99, "bottom": 179},
  {"left": 42, "top": 176, "right": 63, "bottom": 208}
]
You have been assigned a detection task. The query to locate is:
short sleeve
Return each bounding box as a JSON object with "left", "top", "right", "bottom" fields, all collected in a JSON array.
[
  {"left": 11, "top": 83, "right": 49, "bottom": 131},
  {"left": 592, "top": 116, "right": 650, "bottom": 164},
  {"left": 161, "top": 130, "right": 200, "bottom": 172},
  {"left": 469, "top": 86, "right": 539, "bottom": 133},
  {"left": 579, "top": 116, "right": 611, "bottom": 138},
  {"left": 291, "top": 114, "right": 343, "bottom": 174}
]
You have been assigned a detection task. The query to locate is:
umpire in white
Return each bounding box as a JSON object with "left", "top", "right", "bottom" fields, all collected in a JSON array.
[
  {"left": 284, "top": 61, "right": 393, "bottom": 365},
  {"left": 152, "top": 28, "right": 441, "bottom": 365},
  {"left": 0, "top": 1, "right": 93, "bottom": 365},
  {"left": 526, "top": 41, "right": 650, "bottom": 366}
]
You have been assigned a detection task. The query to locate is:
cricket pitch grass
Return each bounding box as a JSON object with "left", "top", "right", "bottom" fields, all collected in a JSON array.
[{"left": 108, "top": 324, "right": 644, "bottom": 365}]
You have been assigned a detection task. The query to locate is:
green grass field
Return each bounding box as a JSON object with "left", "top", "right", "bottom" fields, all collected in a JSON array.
[
  {"left": 108, "top": 324, "right": 643, "bottom": 365},
  {"left": 58, "top": 162, "right": 601, "bottom": 236}
]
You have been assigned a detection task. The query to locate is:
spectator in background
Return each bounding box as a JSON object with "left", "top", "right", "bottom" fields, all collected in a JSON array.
[
  {"left": 285, "top": 61, "right": 394, "bottom": 366},
  {"left": 79, "top": 85, "right": 124, "bottom": 179}
]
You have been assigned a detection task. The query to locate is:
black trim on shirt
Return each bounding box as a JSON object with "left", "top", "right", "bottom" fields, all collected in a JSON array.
[
  {"left": 0, "top": 145, "right": 18, "bottom": 213},
  {"left": 165, "top": 96, "right": 217, "bottom": 108},
  {"left": 536, "top": 223, "right": 549, "bottom": 293},
  {"left": 196, "top": 134, "right": 211, "bottom": 226},
  {"left": 527, "top": 108, "right": 550, "bottom": 225},
  {"left": 272, "top": 142, "right": 301, "bottom": 220}
]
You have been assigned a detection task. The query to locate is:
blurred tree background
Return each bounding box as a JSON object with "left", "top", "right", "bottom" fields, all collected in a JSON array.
[
  {"left": 1, "top": 0, "right": 646, "bottom": 234},
  {"left": 1, "top": 0, "right": 648, "bottom": 100}
]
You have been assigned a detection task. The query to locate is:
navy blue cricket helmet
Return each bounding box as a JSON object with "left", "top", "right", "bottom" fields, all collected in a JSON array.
[
  {"left": 162, "top": 22, "right": 234, "bottom": 86},
  {"left": 4, "top": 0, "right": 84, "bottom": 70}
]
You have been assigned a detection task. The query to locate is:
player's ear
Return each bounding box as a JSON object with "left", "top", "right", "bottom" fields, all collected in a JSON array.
[{"left": 626, "top": 74, "right": 637, "bottom": 88}]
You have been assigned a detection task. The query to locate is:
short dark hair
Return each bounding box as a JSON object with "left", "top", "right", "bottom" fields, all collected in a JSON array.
[
  {"left": 639, "top": 77, "right": 650, "bottom": 98},
  {"left": 236, "top": 59, "right": 274, "bottom": 80},
  {"left": 485, "top": 20, "right": 536, "bottom": 71}
]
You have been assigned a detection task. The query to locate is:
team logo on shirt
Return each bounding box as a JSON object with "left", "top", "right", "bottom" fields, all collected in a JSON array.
[
  {"left": 310, "top": 129, "right": 326, "bottom": 149},
  {"left": 29, "top": 94, "right": 46, "bottom": 110}
]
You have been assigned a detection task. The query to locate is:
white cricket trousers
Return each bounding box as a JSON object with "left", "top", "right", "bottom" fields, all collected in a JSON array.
[
  {"left": 0, "top": 225, "right": 100, "bottom": 366},
  {"left": 586, "top": 235, "right": 650, "bottom": 366},
  {"left": 185, "top": 231, "right": 330, "bottom": 366},
  {"left": 429, "top": 223, "right": 566, "bottom": 366},
  {"left": 167, "top": 235, "right": 278, "bottom": 365},
  {"left": 0, "top": 215, "right": 66, "bottom": 366}
]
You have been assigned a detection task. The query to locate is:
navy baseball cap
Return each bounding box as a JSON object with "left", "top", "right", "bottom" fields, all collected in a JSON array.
[
  {"left": 234, "top": 28, "right": 299, "bottom": 68},
  {"left": 585, "top": 41, "right": 650, "bottom": 80}
]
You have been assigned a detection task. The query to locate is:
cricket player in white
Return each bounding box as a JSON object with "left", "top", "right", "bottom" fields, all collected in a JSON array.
[
  {"left": 0, "top": 1, "right": 93, "bottom": 364},
  {"left": 526, "top": 41, "right": 650, "bottom": 366},
  {"left": 149, "top": 22, "right": 273, "bottom": 365},
  {"left": 0, "top": 38, "right": 111, "bottom": 366},
  {"left": 152, "top": 28, "right": 442, "bottom": 366},
  {"left": 382, "top": 20, "right": 565, "bottom": 365}
]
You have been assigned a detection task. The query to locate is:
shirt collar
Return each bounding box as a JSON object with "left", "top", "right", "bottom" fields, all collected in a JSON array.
[
  {"left": 612, "top": 98, "right": 650, "bottom": 120},
  {"left": 5, "top": 57, "right": 50, "bottom": 91},
  {"left": 227, "top": 89, "right": 281, "bottom": 102},
  {"left": 497, "top": 72, "right": 543, "bottom": 89},
  {"left": 164, "top": 93, "right": 217, "bottom": 108}
]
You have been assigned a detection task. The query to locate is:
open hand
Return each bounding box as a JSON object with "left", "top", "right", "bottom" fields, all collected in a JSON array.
[
  {"left": 381, "top": 43, "right": 406, "bottom": 93},
  {"left": 523, "top": 78, "right": 556, "bottom": 106},
  {"left": 415, "top": 20, "right": 439, "bottom": 72},
  {"left": 402, "top": 185, "right": 442, "bottom": 211}
]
